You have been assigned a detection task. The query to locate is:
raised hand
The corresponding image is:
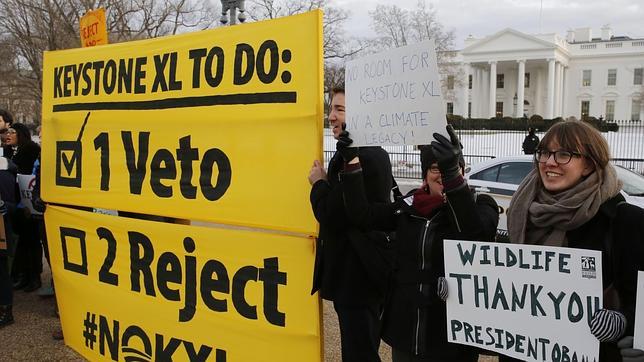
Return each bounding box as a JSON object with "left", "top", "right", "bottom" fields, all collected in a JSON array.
[{"left": 336, "top": 130, "right": 359, "bottom": 163}]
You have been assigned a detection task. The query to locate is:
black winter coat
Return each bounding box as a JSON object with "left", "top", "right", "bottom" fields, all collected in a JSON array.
[
  {"left": 342, "top": 169, "right": 499, "bottom": 359},
  {"left": 310, "top": 147, "right": 394, "bottom": 306},
  {"left": 566, "top": 194, "right": 644, "bottom": 361},
  {"left": 4, "top": 141, "right": 40, "bottom": 175}
]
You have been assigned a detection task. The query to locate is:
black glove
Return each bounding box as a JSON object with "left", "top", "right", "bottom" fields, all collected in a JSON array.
[
  {"left": 336, "top": 130, "right": 359, "bottom": 163},
  {"left": 33, "top": 197, "right": 46, "bottom": 213},
  {"left": 431, "top": 124, "right": 463, "bottom": 183}
]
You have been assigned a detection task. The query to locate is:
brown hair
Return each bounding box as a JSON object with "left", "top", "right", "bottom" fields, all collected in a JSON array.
[{"left": 537, "top": 120, "right": 610, "bottom": 169}]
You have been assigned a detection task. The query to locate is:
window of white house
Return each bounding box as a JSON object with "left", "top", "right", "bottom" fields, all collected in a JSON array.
[
  {"left": 447, "top": 102, "right": 454, "bottom": 115},
  {"left": 581, "top": 100, "right": 590, "bottom": 118},
  {"left": 605, "top": 100, "right": 615, "bottom": 120},
  {"left": 447, "top": 75, "right": 455, "bottom": 90},
  {"left": 496, "top": 102, "right": 503, "bottom": 117},
  {"left": 582, "top": 70, "right": 592, "bottom": 86},
  {"left": 607, "top": 69, "right": 617, "bottom": 86},
  {"left": 468, "top": 102, "right": 472, "bottom": 118},
  {"left": 632, "top": 99, "right": 642, "bottom": 121},
  {"left": 468, "top": 75, "right": 472, "bottom": 89},
  {"left": 496, "top": 74, "right": 504, "bottom": 88},
  {"left": 635, "top": 68, "right": 643, "bottom": 85},
  {"left": 525, "top": 73, "right": 530, "bottom": 88}
]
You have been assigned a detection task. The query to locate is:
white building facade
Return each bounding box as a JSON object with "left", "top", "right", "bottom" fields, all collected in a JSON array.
[{"left": 444, "top": 26, "right": 644, "bottom": 121}]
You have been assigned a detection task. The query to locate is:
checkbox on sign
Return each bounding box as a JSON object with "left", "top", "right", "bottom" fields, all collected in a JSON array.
[
  {"left": 60, "top": 227, "right": 88, "bottom": 275},
  {"left": 56, "top": 141, "right": 82, "bottom": 187}
]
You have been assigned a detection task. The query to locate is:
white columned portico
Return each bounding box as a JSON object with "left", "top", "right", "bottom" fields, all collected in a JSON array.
[
  {"left": 546, "top": 59, "right": 555, "bottom": 119},
  {"left": 489, "top": 61, "right": 497, "bottom": 118},
  {"left": 554, "top": 62, "right": 562, "bottom": 117},
  {"left": 476, "top": 67, "right": 483, "bottom": 117},
  {"left": 559, "top": 65, "right": 567, "bottom": 117},
  {"left": 516, "top": 60, "right": 526, "bottom": 117},
  {"left": 461, "top": 63, "right": 470, "bottom": 117}
]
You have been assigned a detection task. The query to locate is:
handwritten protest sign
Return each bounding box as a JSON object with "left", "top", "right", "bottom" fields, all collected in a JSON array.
[
  {"left": 80, "top": 8, "right": 108, "bottom": 47},
  {"left": 635, "top": 271, "right": 644, "bottom": 350},
  {"left": 344, "top": 39, "right": 446, "bottom": 146},
  {"left": 444, "top": 240, "right": 603, "bottom": 361},
  {"left": 17, "top": 174, "right": 42, "bottom": 216}
]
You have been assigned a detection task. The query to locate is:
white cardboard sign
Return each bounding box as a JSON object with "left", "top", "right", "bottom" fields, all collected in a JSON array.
[
  {"left": 17, "top": 174, "right": 42, "bottom": 216},
  {"left": 344, "top": 39, "right": 447, "bottom": 146},
  {"left": 443, "top": 240, "right": 603, "bottom": 362},
  {"left": 635, "top": 271, "right": 644, "bottom": 350}
]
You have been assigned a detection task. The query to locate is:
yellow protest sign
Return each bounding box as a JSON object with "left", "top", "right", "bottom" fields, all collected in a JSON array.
[
  {"left": 80, "top": 8, "right": 108, "bottom": 47},
  {"left": 45, "top": 205, "right": 321, "bottom": 361},
  {"left": 41, "top": 11, "right": 324, "bottom": 234}
]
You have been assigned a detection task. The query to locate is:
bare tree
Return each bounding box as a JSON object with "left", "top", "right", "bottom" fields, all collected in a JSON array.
[
  {"left": 247, "top": 0, "right": 361, "bottom": 60},
  {"left": 0, "top": 0, "right": 216, "bottom": 124},
  {"left": 368, "top": 0, "right": 460, "bottom": 101}
]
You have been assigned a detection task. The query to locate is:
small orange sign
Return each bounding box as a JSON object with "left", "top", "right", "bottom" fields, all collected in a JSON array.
[{"left": 79, "top": 8, "right": 108, "bottom": 48}]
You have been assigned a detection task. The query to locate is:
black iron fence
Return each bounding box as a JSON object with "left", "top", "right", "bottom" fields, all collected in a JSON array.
[{"left": 323, "top": 119, "right": 644, "bottom": 179}]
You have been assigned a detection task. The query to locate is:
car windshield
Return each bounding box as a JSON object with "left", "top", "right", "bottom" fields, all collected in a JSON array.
[{"left": 615, "top": 166, "right": 644, "bottom": 196}]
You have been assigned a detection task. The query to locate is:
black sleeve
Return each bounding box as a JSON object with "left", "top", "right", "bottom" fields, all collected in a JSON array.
[
  {"left": 614, "top": 204, "right": 644, "bottom": 335},
  {"left": 310, "top": 179, "right": 349, "bottom": 232},
  {"left": 340, "top": 168, "right": 398, "bottom": 232},
  {"left": 444, "top": 186, "right": 499, "bottom": 242}
]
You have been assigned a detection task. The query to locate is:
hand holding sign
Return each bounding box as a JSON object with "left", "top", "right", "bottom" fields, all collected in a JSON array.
[
  {"left": 336, "top": 130, "right": 358, "bottom": 163},
  {"left": 431, "top": 125, "right": 464, "bottom": 188}
]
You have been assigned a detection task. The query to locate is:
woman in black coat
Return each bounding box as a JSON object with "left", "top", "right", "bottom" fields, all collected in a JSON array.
[
  {"left": 4, "top": 123, "right": 42, "bottom": 292},
  {"left": 507, "top": 120, "right": 644, "bottom": 361},
  {"left": 338, "top": 126, "right": 499, "bottom": 361}
]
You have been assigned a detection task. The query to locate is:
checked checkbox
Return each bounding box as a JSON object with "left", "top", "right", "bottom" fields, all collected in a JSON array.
[{"left": 55, "top": 112, "right": 90, "bottom": 188}]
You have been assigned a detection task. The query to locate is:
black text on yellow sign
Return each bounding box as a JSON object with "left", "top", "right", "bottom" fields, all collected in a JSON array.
[
  {"left": 46, "top": 205, "right": 321, "bottom": 361},
  {"left": 52, "top": 40, "right": 295, "bottom": 112},
  {"left": 60, "top": 223, "right": 286, "bottom": 325},
  {"left": 42, "top": 11, "right": 323, "bottom": 235},
  {"left": 56, "top": 113, "right": 232, "bottom": 201}
]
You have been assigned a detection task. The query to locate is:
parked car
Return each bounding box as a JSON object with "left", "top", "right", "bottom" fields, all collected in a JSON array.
[{"left": 465, "top": 155, "right": 644, "bottom": 233}]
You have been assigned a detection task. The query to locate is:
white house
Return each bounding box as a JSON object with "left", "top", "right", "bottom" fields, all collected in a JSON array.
[{"left": 444, "top": 26, "right": 644, "bottom": 121}]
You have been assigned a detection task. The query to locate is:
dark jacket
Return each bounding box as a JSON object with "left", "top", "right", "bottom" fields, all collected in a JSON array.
[
  {"left": 4, "top": 141, "right": 40, "bottom": 175},
  {"left": 522, "top": 134, "right": 539, "bottom": 155},
  {"left": 310, "top": 147, "right": 394, "bottom": 306},
  {"left": 566, "top": 194, "right": 644, "bottom": 361},
  {"left": 341, "top": 169, "right": 499, "bottom": 359}
]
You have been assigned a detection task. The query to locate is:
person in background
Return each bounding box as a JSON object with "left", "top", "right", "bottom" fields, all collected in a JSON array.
[
  {"left": 507, "top": 120, "right": 644, "bottom": 361},
  {"left": 0, "top": 156, "right": 18, "bottom": 327},
  {"left": 308, "top": 86, "right": 394, "bottom": 361},
  {"left": 0, "top": 109, "right": 14, "bottom": 147},
  {"left": 522, "top": 127, "right": 539, "bottom": 155},
  {"left": 4, "top": 123, "right": 41, "bottom": 292},
  {"left": 338, "top": 125, "right": 499, "bottom": 361}
]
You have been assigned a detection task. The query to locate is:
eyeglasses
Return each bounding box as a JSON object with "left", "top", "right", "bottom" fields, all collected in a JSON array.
[
  {"left": 535, "top": 149, "right": 583, "bottom": 164},
  {"left": 428, "top": 165, "right": 441, "bottom": 174},
  {"left": 5, "top": 129, "right": 16, "bottom": 135}
]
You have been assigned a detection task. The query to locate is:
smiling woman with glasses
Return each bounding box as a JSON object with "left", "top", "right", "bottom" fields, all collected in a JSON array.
[{"left": 502, "top": 120, "right": 644, "bottom": 362}]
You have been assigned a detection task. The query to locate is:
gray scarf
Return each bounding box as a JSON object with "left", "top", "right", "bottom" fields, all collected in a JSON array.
[{"left": 507, "top": 164, "right": 622, "bottom": 246}]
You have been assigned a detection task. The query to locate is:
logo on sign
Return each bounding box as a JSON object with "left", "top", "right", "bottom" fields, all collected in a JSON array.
[{"left": 581, "top": 256, "right": 597, "bottom": 279}]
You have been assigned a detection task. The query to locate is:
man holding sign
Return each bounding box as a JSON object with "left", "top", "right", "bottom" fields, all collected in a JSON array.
[{"left": 309, "top": 86, "right": 394, "bottom": 361}]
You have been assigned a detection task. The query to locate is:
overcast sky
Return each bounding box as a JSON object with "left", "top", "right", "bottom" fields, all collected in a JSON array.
[{"left": 333, "top": 0, "right": 644, "bottom": 49}]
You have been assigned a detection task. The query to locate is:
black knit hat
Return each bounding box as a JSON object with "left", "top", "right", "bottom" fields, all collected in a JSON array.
[{"left": 419, "top": 145, "right": 436, "bottom": 178}]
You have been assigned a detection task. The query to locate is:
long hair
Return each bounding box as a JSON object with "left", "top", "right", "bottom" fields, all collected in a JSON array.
[{"left": 9, "top": 123, "right": 32, "bottom": 147}]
